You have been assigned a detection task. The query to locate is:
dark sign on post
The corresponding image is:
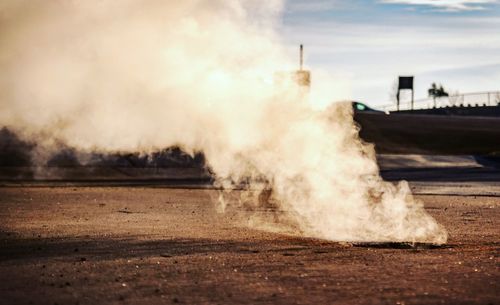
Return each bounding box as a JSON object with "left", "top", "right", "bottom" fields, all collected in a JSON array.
[
  {"left": 397, "top": 76, "right": 414, "bottom": 111},
  {"left": 398, "top": 76, "right": 413, "bottom": 90}
]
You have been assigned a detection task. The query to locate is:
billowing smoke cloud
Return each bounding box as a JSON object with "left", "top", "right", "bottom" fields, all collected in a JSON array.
[{"left": 0, "top": 0, "right": 447, "bottom": 243}]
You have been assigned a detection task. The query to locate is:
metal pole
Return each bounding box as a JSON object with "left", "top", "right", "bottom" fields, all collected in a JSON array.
[
  {"left": 396, "top": 90, "right": 400, "bottom": 111},
  {"left": 300, "top": 44, "right": 303, "bottom": 71},
  {"left": 411, "top": 89, "right": 414, "bottom": 110}
]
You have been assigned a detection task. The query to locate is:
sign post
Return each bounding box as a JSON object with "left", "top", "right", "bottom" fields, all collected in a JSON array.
[{"left": 397, "top": 76, "right": 414, "bottom": 111}]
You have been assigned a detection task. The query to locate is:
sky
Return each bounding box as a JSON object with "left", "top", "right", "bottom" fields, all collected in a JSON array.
[{"left": 280, "top": 0, "right": 500, "bottom": 107}]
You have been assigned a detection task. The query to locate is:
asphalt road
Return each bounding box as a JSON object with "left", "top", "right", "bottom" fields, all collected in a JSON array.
[{"left": 354, "top": 112, "right": 500, "bottom": 154}]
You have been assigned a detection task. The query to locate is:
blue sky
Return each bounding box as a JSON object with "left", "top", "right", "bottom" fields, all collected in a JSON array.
[{"left": 279, "top": 0, "right": 500, "bottom": 106}]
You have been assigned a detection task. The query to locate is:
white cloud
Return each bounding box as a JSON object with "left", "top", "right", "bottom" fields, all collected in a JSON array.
[{"left": 381, "top": 0, "right": 499, "bottom": 11}]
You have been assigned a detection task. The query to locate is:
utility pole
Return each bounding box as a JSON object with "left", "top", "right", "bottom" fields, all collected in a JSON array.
[{"left": 300, "top": 44, "right": 304, "bottom": 71}]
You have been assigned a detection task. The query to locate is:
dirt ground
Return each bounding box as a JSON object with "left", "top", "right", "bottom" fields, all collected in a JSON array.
[{"left": 0, "top": 186, "right": 498, "bottom": 305}]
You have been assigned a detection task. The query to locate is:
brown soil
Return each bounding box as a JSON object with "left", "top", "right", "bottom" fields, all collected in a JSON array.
[{"left": 0, "top": 186, "right": 498, "bottom": 305}]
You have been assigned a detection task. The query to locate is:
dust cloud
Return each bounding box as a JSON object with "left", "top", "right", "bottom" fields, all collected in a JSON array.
[{"left": 0, "top": 0, "right": 447, "bottom": 243}]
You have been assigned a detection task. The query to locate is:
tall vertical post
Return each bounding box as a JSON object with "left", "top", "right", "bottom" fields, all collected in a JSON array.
[
  {"left": 396, "top": 91, "right": 400, "bottom": 111},
  {"left": 397, "top": 76, "right": 414, "bottom": 112},
  {"left": 411, "top": 88, "right": 414, "bottom": 110},
  {"left": 300, "top": 44, "right": 304, "bottom": 71}
]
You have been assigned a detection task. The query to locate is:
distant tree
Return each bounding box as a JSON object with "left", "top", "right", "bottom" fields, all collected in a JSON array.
[
  {"left": 428, "top": 83, "right": 449, "bottom": 98},
  {"left": 428, "top": 83, "right": 449, "bottom": 107}
]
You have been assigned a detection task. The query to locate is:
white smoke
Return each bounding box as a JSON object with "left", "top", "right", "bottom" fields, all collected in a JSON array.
[{"left": 0, "top": 0, "right": 447, "bottom": 244}]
